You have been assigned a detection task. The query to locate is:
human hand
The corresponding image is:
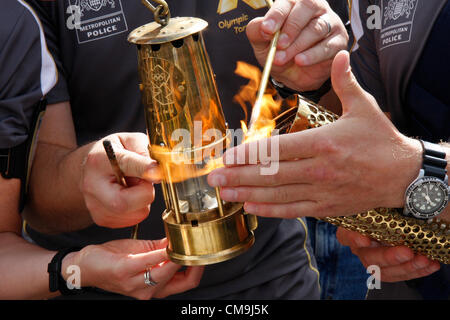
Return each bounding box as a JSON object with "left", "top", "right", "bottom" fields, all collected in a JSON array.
[
  {"left": 81, "top": 132, "right": 161, "bottom": 228},
  {"left": 63, "top": 238, "right": 204, "bottom": 300},
  {"left": 208, "top": 51, "right": 422, "bottom": 218},
  {"left": 336, "top": 228, "right": 441, "bottom": 282},
  {"left": 247, "top": 0, "right": 348, "bottom": 91}
]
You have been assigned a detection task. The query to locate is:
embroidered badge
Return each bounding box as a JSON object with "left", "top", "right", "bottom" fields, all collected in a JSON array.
[
  {"left": 66, "top": 0, "right": 128, "bottom": 44},
  {"left": 380, "top": 0, "right": 418, "bottom": 50}
]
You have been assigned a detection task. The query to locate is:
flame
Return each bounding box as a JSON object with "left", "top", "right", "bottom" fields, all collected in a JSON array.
[
  {"left": 233, "top": 61, "right": 282, "bottom": 143},
  {"left": 145, "top": 62, "right": 283, "bottom": 184},
  {"left": 193, "top": 99, "right": 226, "bottom": 148}
]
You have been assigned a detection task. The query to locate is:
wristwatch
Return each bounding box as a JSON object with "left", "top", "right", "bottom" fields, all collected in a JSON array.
[{"left": 403, "top": 140, "right": 449, "bottom": 220}]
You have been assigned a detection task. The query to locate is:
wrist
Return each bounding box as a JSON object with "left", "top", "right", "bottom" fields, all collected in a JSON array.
[
  {"left": 61, "top": 247, "right": 94, "bottom": 288},
  {"left": 392, "top": 136, "right": 423, "bottom": 208},
  {"left": 60, "top": 251, "right": 77, "bottom": 282}
]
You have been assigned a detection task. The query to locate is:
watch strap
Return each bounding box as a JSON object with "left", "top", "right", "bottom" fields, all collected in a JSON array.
[
  {"left": 48, "top": 247, "right": 83, "bottom": 295},
  {"left": 420, "top": 140, "right": 447, "bottom": 180}
]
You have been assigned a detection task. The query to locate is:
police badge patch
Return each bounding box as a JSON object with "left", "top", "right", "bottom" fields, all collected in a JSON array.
[
  {"left": 380, "top": 0, "right": 418, "bottom": 50},
  {"left": 384, "top": 0, "right": 416, "bottom": 23},
  {"left": 67, "top": 0, "right": 127, "bottom": 44},
  {"left": 75, "top": 0, "right": 116, "bottom": 15}
]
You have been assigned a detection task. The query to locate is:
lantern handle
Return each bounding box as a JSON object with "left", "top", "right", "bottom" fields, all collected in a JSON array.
[{"left": 141, "top": 0, "right": 171, "bottom": 26}]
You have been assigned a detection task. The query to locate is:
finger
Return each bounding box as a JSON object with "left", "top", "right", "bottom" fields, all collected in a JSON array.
[
  {"left": 154, "top": 266, "right": 204, "bottom": 298},
  {"left": 378, "top": 256, "right": 441, "bottom": 282},
  {"left": 209, "top": 157, "right": 328, "bottom": 188},
  {"left": 85, "top": 163, "right": 155, "bottom": 211},
  {"left": 125, "top": 260, "right": 181, "bottom": 297},
  {"left": 114, "top": 148, "right": 161, "bottom": 181},
  {"left": 336, "top": 227, "right": 373, "bottom": 248},
  {"left": 331, "top": 50, "right": 376, "bottom": 116},
  {"left": 243, "top": 200, "right": 319, "bottom": 219},
  {"left": 352, "top": 245, "right": 416, "bottom": 268},
  {"left": 223, "top": 131, "right": 322, "bottom": 167},
  {"left": 294, "top": 34, "right": 344, "bottom": 67},
  {"left": 126, "top": 248, "right": 172, "bottom": 275},
  {"left": 119, "top": 181, "right": 155, "bottom": 210},
  {"left": 116, "top": 132, "right": 150, "bottom": 157},
  {"left": 86, "top": 195, "right": 150, "bottom": 228},
  {"left": 220, "top": 184, "right": 313, "bottom": 204},
  {"left": 246, "top": 17, "right": 271, "bottom": 49},
  {"left": 106, "top": 238, "right": 168, "bottom": 255},
  {"left": 277, "top": 1, "right": 326, "bottom": 51},
  {"left": 260, "top": 0, "right": 295, "bottom": 35},
  {"left": 276, "top": 15, "right": 335, "bottom": 65}
]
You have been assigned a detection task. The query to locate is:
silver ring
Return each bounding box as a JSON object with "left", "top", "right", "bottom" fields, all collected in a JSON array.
[
  {"left": 144, "top": 267, "right": 158, "bottom": 286},
  {"left": 319, "top": 16, "right": 332, "bottom": 36}
]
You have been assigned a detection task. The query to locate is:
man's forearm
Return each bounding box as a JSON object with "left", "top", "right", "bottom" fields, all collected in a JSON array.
[{"left": 25, "top": 141, "right": 95, "bottom": 233}]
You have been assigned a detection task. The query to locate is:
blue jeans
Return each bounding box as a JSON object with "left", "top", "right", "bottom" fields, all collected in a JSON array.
[{"left": 306, "top": 218, "right": 368, "bottom": 300}]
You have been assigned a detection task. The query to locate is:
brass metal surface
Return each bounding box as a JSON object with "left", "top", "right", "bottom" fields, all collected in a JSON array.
[
  {"left": 278, "top": 96, "right": 449, "bottom": 264},
  {"left": 128, "top": 17, "right": 208, "bottom": 45},
  {"left": 129, "top": 13, "right": 256, "bottom": 265},
  {"left": 163, "top": 203, "right": 255, "bottom": 266}
]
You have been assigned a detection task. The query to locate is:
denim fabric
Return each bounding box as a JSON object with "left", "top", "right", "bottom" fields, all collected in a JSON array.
[{"left": 306, "top": 218, "right": 368, "bottom": 300}]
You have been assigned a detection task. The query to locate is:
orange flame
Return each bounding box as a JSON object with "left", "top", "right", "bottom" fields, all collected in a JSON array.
[
  {"left": 146, "top": 62, "right": 283, "bottom": 183},
  {"left": 233, "top": 61, "right": 282, "bottom": 143}
]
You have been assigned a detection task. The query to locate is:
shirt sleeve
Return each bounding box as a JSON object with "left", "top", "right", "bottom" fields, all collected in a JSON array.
[
  {"left": 0, "top": 0, "right": 57, "bottom": 149},
  {"left": 349, "top": 0, "right": 388, "bottom": 111},
  {"left": 26, "top": 0, "right": 70, "bottom": 105}
]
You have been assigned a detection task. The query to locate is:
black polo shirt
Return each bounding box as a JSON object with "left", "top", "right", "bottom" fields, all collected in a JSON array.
[
  {"left": 24, "top": 0, "right": 349, "bottom": 299},
  {"left": 0, "top": 0, "right": 56, "bottom": 149}
]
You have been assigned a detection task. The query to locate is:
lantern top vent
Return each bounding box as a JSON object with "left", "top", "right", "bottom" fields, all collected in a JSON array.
[{"left": 128, "top": 17, "right": 208, "bottom": 45}]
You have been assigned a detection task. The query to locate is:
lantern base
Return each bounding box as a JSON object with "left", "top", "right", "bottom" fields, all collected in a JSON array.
[{"left": 163, "top": 203, "right": 257, "bottom": 266}]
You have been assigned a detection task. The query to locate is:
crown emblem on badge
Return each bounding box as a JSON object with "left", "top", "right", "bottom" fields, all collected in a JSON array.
[
  {"left": 75, "top": 0, "right": 116, "bottom": 15},
  {"left": 384, "top": 0, "right": 416, "bottom": 23}
]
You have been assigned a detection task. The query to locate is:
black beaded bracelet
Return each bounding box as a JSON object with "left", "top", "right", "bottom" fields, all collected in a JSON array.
[{"left": 271, "top": 77, "right": 332, "bottom": 103}]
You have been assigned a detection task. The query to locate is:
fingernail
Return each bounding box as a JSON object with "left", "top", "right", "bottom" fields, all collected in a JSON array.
[
  {"left": 244, "top": 202, "right": 258, "bottom": 214},
  {"left": 278, "top": 33, "right": 290, "bottom": 49},
  {"left": 296, "top": 53, "right": 309, "bottom": 66},
  {"left": 396, "top": 252, "right": 413, "bottom": 263},
  {"left": 220, "top": 188, "right": 238, "bottom": 201},
  {"left": 209, "top": 174, "right": 227, "bottom": 187},
  {"left": 275, "top": 51, "right": 287, "bottom": 64},
  {"left": 144, "top": 167, "right": 162, "bottom": 181},
  {"left": 261, "top": 19, "right": 277, "bottom": 33}
]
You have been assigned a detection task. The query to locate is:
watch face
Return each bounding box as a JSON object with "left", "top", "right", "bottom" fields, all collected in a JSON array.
[{"left": 406, "top": 178, "right": 449, "bottom": 219}]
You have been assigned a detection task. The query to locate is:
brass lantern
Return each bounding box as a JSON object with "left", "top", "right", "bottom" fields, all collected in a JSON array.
[{"left": 128, "top": 6, "right": 257, "bottom": 266}]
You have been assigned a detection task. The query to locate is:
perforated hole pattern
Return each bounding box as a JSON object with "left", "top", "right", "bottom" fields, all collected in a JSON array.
[{"left": 291, "top": 97, "right": 450, "bottom": 264}]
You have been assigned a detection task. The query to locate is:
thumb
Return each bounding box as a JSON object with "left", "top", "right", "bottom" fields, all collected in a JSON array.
[
  {"left": 331, "top": 50, "right": 368, "bottom": 115},
  {"left": 114, "top": 148, "right": 161, "bottom": 182}
]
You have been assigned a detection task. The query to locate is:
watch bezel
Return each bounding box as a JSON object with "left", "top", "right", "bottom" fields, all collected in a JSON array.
[{"left": 405, "top": 176, "right": 449, "bottom": 219}]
